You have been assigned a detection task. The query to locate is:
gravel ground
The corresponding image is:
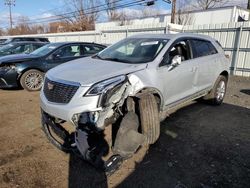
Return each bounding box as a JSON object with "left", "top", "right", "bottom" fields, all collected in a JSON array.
[{"left": 0, "top": 76, "right": 249, "bottom": 188}]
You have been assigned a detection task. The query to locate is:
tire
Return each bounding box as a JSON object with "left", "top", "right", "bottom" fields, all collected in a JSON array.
[
  {"left": 20, "top": 69, "right": 44, "bottom": 91},
  {"left": 138, "top": 94, "right": 160, "bottom": 145},
  {"left": 203, "top": 75, "right": 228, "bottom": 105}
]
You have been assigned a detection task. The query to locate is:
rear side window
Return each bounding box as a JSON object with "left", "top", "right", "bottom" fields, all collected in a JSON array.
[{"left": 191, "top": 40, "right": 217, "bottom": 58}]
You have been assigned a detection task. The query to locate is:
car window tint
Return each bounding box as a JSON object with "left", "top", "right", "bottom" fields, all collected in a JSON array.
[
  {"left": 12, "top": 45, "right": 25, "bottom": 53},
  {"left": 192, "top": 40, "right": 217, "bottom": 58},
  {"left": 23, "top": 44, "right": 32, "bottom": 53},
  {"left": 32, "top": 44, "right": 43, "bottom": 50},
  {"left": 55, "top": 45, "right": 81, "bottom": 58},
  {"left": 165, "top": 40, "right": 190, "bottom": 64}
]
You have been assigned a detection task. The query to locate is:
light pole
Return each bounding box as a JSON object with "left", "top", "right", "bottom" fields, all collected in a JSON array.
[{"left": 5, "top": 0, "right": 15, "bottom": 30}]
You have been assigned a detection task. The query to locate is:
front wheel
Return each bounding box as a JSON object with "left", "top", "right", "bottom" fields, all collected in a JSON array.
[
  {"left": 20, "top": 69, "right": 44, "bottom": 91},
  {"left": 138, "top": 94, "right": 160, "bottom": 145}
]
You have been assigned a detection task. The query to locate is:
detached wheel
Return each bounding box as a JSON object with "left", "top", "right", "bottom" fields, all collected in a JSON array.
[
  {"left": 20, "top": 69, "right": 44, "bottom": 91},
  {"left": 204, "top": 75, "right": 228, "bottom": 105},
  {"left": 139, "top": 94, "right": 160, "bottom": 144}
]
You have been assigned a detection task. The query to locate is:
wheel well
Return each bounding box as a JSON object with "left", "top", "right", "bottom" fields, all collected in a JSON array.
[
  {"left": 220, "top": 71, "right": 229, "bottom": 80},
  {"left": 17, "top": 68, "right": 44, "bottom": 81},
  {"left": 135, "top": 88, "right": 163, "bottom": 111}
]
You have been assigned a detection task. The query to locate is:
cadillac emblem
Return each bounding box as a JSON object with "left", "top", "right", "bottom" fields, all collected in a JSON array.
[{"left": 47, "top": 82, "right": 54, "bottom": 90}]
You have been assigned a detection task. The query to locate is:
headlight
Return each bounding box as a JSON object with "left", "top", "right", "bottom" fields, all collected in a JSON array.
[
  {"left": 0, "top": 64, "right": 16, "bottom": 71},
  {"left": 85, "top": 75, "right": 127, "bottom": 107},
  {"left": 86, "top": 75, "right": 127, "bottom": 96}
]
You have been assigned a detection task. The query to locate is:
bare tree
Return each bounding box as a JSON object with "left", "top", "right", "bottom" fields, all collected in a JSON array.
[
  {"left": 176, "top": 9, "right": 194, "bottom": 25},
  {"left": 105, "top": 0, "right": 122, "bottom": 21},
  {"left": 192, "top": 0, "right": 229, "bottom": 10},
  {"left": 61, "top": 0, "right": 100, "bottom": 31}
]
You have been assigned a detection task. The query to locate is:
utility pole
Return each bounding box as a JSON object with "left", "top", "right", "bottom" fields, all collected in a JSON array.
[
  {"left": 163, "top": 0, "right": 176, "bottom": 24},
  {"left": 5, "top": 0, "right": 15, "bottom": 30},
  {"left": 170, "top": 0, "right": 176, "bottom": 24},
  {"left": 248, "top": 0, "right": 250, "bottom": 10}
]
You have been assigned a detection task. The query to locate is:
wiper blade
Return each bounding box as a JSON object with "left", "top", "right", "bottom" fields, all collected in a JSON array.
[
  {"left": 92, "top": 54, "right": 103, "bottom": 60},
  {"left": 103, "top": 57, "right": 130, "bottom": 63}
]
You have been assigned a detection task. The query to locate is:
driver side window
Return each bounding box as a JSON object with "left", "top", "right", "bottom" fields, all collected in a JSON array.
[
  {"left": 162, "top": 40, "right": 190, "bottom": 66},
  {"left": 54, "top": 45, "right": 80, "bottom": 58}
]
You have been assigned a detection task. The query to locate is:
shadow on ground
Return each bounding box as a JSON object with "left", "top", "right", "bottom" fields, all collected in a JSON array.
[
  {"left": 240, "top": 89, "right": 250, "bottom": 95},
  {"left": 68, "top": 102, "right": 250, "bottom": 188}
]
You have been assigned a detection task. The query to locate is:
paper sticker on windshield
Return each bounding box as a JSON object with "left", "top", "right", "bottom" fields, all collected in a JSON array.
[
  {"left": 48, "top": 46, "right": 56, "bottom": 49},
  {"left": 141, "top": 41, "right": 159, "bottom": 46}
]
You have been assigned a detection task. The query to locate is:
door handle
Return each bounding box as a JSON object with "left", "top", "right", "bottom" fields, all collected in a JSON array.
[{"left": 190, "top": 67, "right": 197, "bottom": 72}]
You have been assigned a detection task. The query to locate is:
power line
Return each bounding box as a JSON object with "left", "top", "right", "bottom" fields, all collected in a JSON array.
[
  {"left": 25, "top": 0, "right": 127, "bottom": 23},
  {"left": 24, "top": 0, "right": 146, "bottom": 25}
]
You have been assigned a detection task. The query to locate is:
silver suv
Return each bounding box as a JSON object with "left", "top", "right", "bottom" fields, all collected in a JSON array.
[{"left": 40, "top": 33, "right": 229, "bottom": 172}]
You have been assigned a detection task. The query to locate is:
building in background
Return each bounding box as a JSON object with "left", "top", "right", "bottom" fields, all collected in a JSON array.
[{"left": 95, "top": 6, "right": 249, "bottom": 30}]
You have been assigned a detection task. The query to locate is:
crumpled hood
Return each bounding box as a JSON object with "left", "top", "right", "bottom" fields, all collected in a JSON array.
[
  {"left": 47, "top": 57, "right": 147, "bottom": 86},
  {"left": 0, "top": 54, "right": 39, "bottom": 64}
]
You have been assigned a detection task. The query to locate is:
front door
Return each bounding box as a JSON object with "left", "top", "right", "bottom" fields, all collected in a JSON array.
[
  {"left": 158, "top": 40, "right": 198, "bottom": 107},
  {"left": 45, "top": 44, "right": 82, "bottom": 71}
]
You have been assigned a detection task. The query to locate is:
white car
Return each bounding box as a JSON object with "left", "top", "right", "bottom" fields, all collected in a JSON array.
[{"left": 40, "top": 33, "right": 229, "bottom": 173}]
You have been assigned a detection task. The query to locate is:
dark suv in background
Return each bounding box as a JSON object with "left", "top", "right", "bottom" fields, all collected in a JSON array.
[{"left": 0, "top": 37, "right": 50, "bottom": 46}]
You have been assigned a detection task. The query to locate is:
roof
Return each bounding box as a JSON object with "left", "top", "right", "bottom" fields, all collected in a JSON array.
[
  {"left": 129, "top": 33, "right": 215, "bottom": 41},
  {"left": 48, "top": 41, "right": 106, "bottom": 47}
]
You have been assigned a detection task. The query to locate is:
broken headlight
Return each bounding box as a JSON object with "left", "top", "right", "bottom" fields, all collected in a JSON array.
[
  {"left": 85, "top": 75, "right": 127, "bottom": 107},
  {"left": 0, "top": 64, "right": 16, "bottom": 71}
]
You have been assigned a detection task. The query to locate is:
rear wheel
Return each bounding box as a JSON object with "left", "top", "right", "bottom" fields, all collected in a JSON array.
[
  {"left": 20, "top": 69, "right": 44, "bottom": 91},
  {"left": 138, "top": 94, "right": 160, "bottom": 145},
  {"left": 203, "top": 75, "right": 228, "bottom": 105}
]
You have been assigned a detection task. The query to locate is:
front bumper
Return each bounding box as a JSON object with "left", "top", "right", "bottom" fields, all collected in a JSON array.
[
  {"left": 0, "top": 69, "right": 19, "bottom": 88},
  {"left": 40, "top": 87, "right": 102, "bottom": 126}
]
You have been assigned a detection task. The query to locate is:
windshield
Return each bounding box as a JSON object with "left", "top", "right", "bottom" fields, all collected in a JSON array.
[
  {"left": 31, "top": 43, "right": 60, "bottom": 56},
  {"left": 95, "top": 37, "right": 169, "bottom": 64},
  {"left": 0, "top": 44, "right": 15, "bottom": 52}
]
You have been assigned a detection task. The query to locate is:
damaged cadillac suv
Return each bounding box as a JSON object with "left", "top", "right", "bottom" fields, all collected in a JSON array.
[{"left": 40, "top": 33, "right": 229, "bottom": 174}]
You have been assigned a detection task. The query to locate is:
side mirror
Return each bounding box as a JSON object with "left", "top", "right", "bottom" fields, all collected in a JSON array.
[{"left": 168, "top": 55, "right": 182, "bottom": 71}]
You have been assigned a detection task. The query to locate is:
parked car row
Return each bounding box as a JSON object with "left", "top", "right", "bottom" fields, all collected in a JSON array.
[{"left": 0, "top": 37, "right": 106, "bottom": 91}]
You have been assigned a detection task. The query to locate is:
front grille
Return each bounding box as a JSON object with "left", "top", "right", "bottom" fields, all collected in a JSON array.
[{"left": 43, "top": 77, "right": 79, "bottom": 104}]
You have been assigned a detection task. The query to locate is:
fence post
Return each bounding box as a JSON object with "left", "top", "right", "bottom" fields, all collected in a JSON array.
[{"left": 233, "top": 24, "right": 243, "bottom": 75}]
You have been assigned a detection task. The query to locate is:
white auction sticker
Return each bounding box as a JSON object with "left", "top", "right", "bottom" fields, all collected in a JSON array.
[{"left": 141, "top": 41, "right": 159, "bottom": 46}]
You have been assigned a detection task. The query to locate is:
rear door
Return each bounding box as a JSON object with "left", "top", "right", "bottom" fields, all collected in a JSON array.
[{"left": 189, "top": 39, "right": 219, "bottom": 91}]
